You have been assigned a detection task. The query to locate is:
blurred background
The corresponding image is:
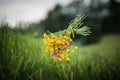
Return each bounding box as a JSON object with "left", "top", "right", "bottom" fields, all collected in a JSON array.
[{"left": 0, "top": 0, "right": 120, "bottom": 45}]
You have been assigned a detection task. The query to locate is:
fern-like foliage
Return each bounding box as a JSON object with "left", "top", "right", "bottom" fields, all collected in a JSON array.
[
  {"left": 67, "top": 15, "right": 91, "bottom": 36},
  {"left": 47, "top": 15, "right": 91, "bottom": 36}
]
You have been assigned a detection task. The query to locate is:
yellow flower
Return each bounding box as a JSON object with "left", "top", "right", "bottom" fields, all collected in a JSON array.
[
  {"left": 43, "top": 33, "right": 47, "bottom": 38},
  {"left": 66, "top": 49, "right": 70, "bottom": 52},
  {"left": 50, "top": 33, "right": 56, "bottom": 38},
  {"left": 65, "top": 57, "right": 70, "bottom": 61},
  {"left": 43, "top": 39, "right": 47, "bottom": 45},
  {"left": 67, "top": 31, "right": 71, "bottom": 35},
  {"left": 55, "top": 47, "right": 58, "bottom": 50},
  {"left": 45, "top": 47, "right": 49, "bottom": 53},
  {"left": 49, "top": 47, "right": 53, "bottom": 54},
  {"left": 48, "top": 38, "right": 54, "bottom": 43},
  {"left": 63, "top": 36, "right": 69, "bottom": 40},
  {"left": 61, "top": 39, "right": 66, "bottom": 45},
  {"left": 56, "top": 39, "right": 61, "bottom": 44},
  {"left": 69, "top": 38, "right": 72, "bottom": 42},
  {"left": 47, "top": 43, "right": 53, "bottom": 47},
  {"left": 59, "top": 53, "right": 65, "bottom": 59}
]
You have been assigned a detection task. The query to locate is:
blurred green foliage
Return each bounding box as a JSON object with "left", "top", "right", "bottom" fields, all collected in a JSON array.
[{"left": 0, "top": 24, "right": 120, "bottom": 80}]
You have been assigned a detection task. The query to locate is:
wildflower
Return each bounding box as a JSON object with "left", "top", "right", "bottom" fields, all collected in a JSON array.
[
  {"left": 43, "top": 33, "right": 47, "bottom": 38},
  {"left": 53, "top": 54, "right": 62, "bottom": 61},
  {"left": 67, "top": 31, "right": 71, "bottom": 35},
  {"left": 66, "top": 49, "right": 70, "bottom": 52},
  {"left": 55, "top": 39, "right": 62, "bottom": 44},
  {"left": 48, "top": 38, "right": 54, "bottom": 43},
  {"left": 50, "top": 33, "right": 56, "bottom": 38},
  {"left": 43, "top": 15, "right": 91, "bottom": 61},
  {"left": 63, "top": 36, "right": 69, "bottom": 40},
  {"left": 59, "top": 53, "right": 65, "bottom": 59},
  {"left": 69, "top": 38, "right": 72, "bottom": 42},
  {"left": 65, "top": 57, "right": 70, "bottom": 61},
  {"left": 49, "top": 47, "right": 53, "bottom": 54},
  {"left": 45, "top": 47, "right": 49, "bottom": 53}
]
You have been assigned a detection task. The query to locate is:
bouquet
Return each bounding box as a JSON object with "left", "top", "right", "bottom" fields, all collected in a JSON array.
[{"left": 43, "top": 15, "right": 91, "bottom": 61}]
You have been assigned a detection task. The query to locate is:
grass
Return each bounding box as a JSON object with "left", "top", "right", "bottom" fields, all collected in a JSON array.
[{"left": 0, "top": 26, "right": 120, "bottom": 80}]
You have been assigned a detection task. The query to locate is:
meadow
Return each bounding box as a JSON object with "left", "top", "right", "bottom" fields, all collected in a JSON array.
[{"left": 0, "top": 26, "right": 120, "bottom": 80}]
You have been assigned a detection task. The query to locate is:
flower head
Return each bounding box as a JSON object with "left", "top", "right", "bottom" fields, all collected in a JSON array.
[{"left": 43, "top": 32, "right": 73, "bottom": 61}]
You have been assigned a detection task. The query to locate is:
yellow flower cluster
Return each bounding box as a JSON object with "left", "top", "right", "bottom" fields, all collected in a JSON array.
[{"left": 43, "top": 31, "right": 76, "bottom": 61}]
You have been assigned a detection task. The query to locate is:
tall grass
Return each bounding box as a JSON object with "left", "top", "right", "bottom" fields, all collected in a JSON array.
[{"left": 0, "top": 25, "right": 120, "bottom": 80}]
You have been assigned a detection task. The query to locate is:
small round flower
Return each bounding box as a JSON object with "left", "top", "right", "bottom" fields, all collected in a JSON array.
[
  {"left": 56, "top": 39, "right": 62, "bottom": 44},
  {"left": 66, "top": 49, "right": 70, "bottom": 52},
  {"left": 65, "top": 57, "right": 70, "bottom": 61},
  {"left": 67, "top": 31, "right": 71, "bottom": 35},
  {"left": 60, "top": 53, "right": 65, "bottom": 59},
  {"left": 45, "top": 47, "right": 49, "bottom": 53},
  {"left": 43, "top": 33, "right": 47, "bottom": 38},
  {"left": 50, "top": 33, "right": 56, "bottom": 38}
]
